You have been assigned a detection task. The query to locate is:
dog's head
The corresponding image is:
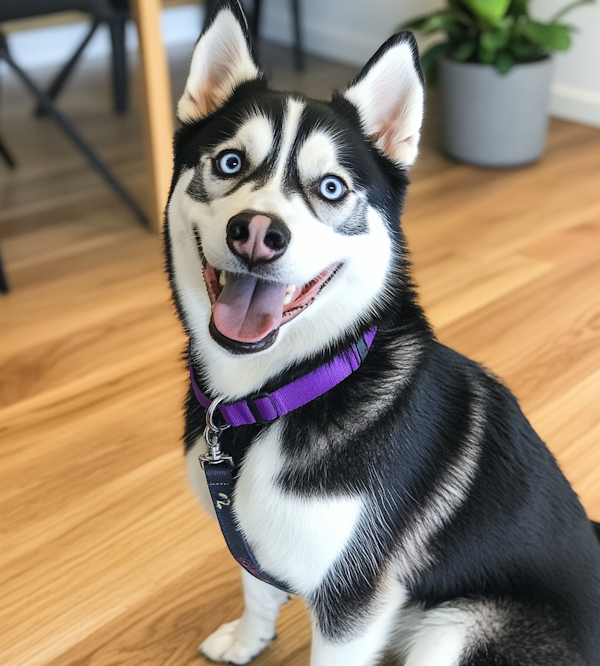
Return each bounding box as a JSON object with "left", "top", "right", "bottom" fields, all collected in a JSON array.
[{"left": 165, "top": 0, "right": 424, "bottom": 397}]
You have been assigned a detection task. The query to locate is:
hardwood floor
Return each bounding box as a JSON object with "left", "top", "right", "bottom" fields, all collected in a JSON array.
[{"left": 1, "top": 41, "right": 600, "bottom": 666}]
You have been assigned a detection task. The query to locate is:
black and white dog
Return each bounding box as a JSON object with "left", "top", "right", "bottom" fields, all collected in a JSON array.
[{"left": 164, "top": 1, "right": 600, "bottom": 663}]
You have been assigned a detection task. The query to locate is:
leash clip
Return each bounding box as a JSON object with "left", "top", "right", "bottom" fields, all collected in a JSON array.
[{"left": 199, "top": 397, "right": 233, "bottom": 467}]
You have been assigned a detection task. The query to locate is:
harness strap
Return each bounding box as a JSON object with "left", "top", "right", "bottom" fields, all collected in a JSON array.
[{"left": 204, "top": 462, "right": 292, "bottom": 593}]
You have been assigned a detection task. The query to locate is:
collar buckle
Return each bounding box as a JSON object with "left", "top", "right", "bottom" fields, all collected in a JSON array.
[
  {"left": 355, "top": 336, "right": 369, "bottom": 363},
  {"left": 246, "top": 392, "right": 278, "bottom": 426}
]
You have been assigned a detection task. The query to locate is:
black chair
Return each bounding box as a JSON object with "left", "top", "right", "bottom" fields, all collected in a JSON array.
[
  {"left": 0, "top": 1, "right": 145, "bottom": 225},
  {"left": 253, "top": 0, "right": 304, "bottom": 70},
  {"left": 0, "top": 134, "right": 16, "bottom": 169},
  {"left": 0, "top": 246, "right": 9, "bottom": 294},
  {"left": 35, "top": 0, "right": 130, "bottom": 115},
  {"left": 0, "top": 1, "right": 148, "bottom": 292},
  {"left": 4, "top": 0, "right": 129, "bottom": 114},
  {"left": 0, "top": 138, "right": 14, "bottom": 293}
]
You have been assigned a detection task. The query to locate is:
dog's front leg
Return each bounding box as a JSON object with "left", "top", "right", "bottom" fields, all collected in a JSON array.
[
  {"left": 308, "top": 577, "right": 405, "bottom": 666},
  {"left": 200, "top": 568, "right": 289, "bottom": 664}
]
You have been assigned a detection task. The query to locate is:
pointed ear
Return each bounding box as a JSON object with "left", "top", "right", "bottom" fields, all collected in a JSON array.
[
  {"left": 342, "top": 32, "right": 424, "bottom": 168},
  {"left": 177, "top": 0, "right": 262, "bottom": 123}
]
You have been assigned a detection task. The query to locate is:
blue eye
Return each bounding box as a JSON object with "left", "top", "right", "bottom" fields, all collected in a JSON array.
[
  {"left": 319, "top": 176, "right": 346, "bottom": 201},
  {"left": 217, "top": 151, "right": 243, "bottom": 175}
]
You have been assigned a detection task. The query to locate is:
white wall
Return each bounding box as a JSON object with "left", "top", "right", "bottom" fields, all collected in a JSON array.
[
  {"left": 4, "top": 0, "right": 599, "bottom": 128},
  {"left": 531, "top": 0, "right": 600, "bottom": 127},
  {"left": 260, "top": 0, "right": 443, "bottom": 66}
]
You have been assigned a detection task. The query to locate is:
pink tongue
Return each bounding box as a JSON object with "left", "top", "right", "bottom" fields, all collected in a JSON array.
[{"left": 212, "top": 273, "right": 287, "bottom": 343}]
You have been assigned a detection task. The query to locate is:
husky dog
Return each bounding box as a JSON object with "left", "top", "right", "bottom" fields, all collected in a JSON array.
[{"left": 164, "top": 1, "right": 600, "bottom": 664}]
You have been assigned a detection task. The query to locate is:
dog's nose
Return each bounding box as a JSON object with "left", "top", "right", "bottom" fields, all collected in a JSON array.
[{"left": 226, "top": 212, "right": 291, "bottom": 266}]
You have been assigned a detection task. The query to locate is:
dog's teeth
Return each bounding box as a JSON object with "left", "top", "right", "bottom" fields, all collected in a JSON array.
[
  {"left": 284, "top": 285, "right": 296, "bottom": 305},
  {"left": 219, "top": 271, "right": 227, "bottom": 287}
]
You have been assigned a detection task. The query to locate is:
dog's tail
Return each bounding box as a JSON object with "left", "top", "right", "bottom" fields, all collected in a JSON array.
[{"left": 592, "top": 521, "right": 600, "bottom": 542}]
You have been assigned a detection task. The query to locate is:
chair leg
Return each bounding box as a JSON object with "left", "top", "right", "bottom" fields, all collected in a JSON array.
[
  {"left": 250, "top": 0, "right": 262, "bottom": 41},
  {"left": 0, "top": 45, "right": 147, "bottom": 226},
  {"left": 0, "top": 134, "right": 16, "bottom": 169},
  {"left": 0, "top": 247, "right": 9, "bottom": 294},
  {"left": 203, "top": 0, "right": 220, "bottom": 26},
  {"left": 108, "top": 18, "right": 128, "bottom": 114},
  {"left": 290, "top": 0, "right": 305, "bottom": 71},
  {"left": 35, "top": 20, "right": 101, "bottom": 116},
  {"left": 244, "top": 0, "right": 304, "bottom": 71}
]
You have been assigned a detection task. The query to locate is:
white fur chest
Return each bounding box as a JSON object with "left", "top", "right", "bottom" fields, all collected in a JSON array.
[{"left": 233, "top": 422, "right": 363, "bottom": 596}]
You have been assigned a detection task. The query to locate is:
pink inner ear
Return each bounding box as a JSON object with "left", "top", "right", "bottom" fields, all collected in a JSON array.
[
  {"left": 371, "top": 91, "right": 406, "bottom": 147},
  {"left": 185, "top": 87, "right": 218, "bottom": 119},
  {"left": 371, "top": 97, "right": 412, "bottom": 154},
  {"left": 194, "top": 69, "right": 232, "bottom": 118}
]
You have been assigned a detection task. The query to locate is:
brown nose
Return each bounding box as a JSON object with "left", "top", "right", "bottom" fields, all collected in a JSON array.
[{"left": 226, "top": 212, "right": 291, "bottom": 267}]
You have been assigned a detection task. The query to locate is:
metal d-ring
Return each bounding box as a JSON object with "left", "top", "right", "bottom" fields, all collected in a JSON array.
[
  {"left": 200, "top": 397, "right": 233, "bottom": 467},
  {"left": 205, "top": 397, "right": 230, "bottom": 435}
]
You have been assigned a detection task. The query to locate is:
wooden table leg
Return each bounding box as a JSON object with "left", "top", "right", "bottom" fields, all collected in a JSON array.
[{"left": 130, "top": 0, "right": 174, "bottom": 233}]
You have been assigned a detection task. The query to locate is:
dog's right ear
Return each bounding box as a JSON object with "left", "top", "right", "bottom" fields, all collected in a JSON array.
[
  {"left": 341, "top": 32, "right": 424, "bottom": 168},
  {"left": 177, "top": 0, "right": 262, "bottom": 124}
]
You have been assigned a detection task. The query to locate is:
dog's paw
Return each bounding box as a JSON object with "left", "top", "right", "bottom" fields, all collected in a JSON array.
[{"left": 200, "top": 619, "right": 273, "bottom": 664}]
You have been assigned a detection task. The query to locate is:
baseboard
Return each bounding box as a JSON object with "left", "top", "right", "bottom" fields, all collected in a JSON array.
[{"left": 550, "top": 84, "right": 600, "bottom": 128}]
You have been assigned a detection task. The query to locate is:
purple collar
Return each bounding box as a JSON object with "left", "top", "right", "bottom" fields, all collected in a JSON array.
[{"left": 189, "top": 327, "right": 377, "bottom": 427}]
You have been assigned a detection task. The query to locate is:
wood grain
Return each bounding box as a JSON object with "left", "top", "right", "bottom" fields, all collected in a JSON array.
[{"left": 0, "top": 43, "right": 599, "bottom": 666}]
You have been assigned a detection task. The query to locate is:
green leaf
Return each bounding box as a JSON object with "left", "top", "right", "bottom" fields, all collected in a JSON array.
[
  {"left": 461, "top": 0, "right": 511, "bottom": 24},
  {"left": 509, "top": 0, "right": 532, "bottom": 16},
  {"left": 478, "top": 46, "right": 496, "bottom": 64},
  {"left": 448, "top": 0, "right": 465, "bottom": 12},
  {"left": 401, "top": 10, "right": 473, "bottom": 36},
  {"left": 495, "top": 51, "right": 516, "bottom": 73},
  {"left": 509, "top": 39, "right": 540, "bottom": 61},
  {"left": 480, "top": 28, "right": 510, "bottom": 51},
  {"left": 448, "top": 17, "right": 476, "bottom": 41},
  {"left": 452, "top": 40, "right": 477, "bottom": 61},
  {"left": 522, "top": 21, "right": 572, "bottom": 50},
  {"left": 420, "top": 42, "right": 450, "bottom": 85},
  {"left": 402, "top": 12, "right": 452, "bottom": 33}
]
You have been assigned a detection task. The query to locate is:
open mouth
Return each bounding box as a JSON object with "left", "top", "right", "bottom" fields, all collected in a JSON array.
[{"left": 200, "top": 249, "right": 341, "bottom": 354}]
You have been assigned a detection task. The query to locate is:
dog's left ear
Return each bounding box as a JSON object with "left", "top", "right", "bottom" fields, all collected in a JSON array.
[
  {"left": 177, "top": 0, "right": 262, "bottom": 123},
  {"left": 342, "top": 32, "right": 424, "bottom": 168}
]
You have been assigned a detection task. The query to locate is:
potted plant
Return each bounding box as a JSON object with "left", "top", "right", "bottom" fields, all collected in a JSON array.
[{"left": 404, "top": 0, "right": 594, "bottom": 167}]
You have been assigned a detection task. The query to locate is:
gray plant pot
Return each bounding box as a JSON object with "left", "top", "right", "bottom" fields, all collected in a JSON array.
[{"left": 439, "top": 56, "right": 553, "bottom": 167}]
